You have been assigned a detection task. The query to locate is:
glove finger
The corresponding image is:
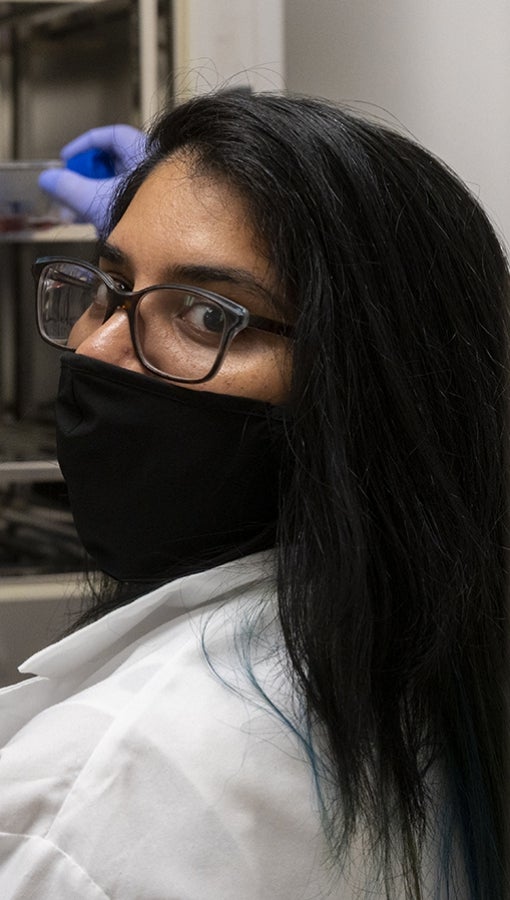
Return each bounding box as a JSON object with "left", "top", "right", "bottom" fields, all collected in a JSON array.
[
  {"left": 39, "top": 168, "right": 98, "bottom": 213},
  {"left": 38, "top": 167, "right": 64, "bottom": 197},
  {"left": 61, "top": 126, "right": 126, "bottom": 159},
  {"left": 61, "top": 125, "right": 146, "bottom": 173},
  {"left": 112, "top": 126, "right": 147, "bottom": 170},
  {"left": 39, "top": 168, "right": 117, "bottom": 229}
]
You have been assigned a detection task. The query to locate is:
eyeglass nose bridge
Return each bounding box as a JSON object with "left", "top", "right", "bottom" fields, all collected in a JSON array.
[{"left": 100, "top": 288, "right": 147, "bottom": 365}]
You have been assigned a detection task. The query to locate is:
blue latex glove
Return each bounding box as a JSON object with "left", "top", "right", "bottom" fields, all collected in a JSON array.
[{"left": 38, "top": 125, "right": 146, "bottom": 231}]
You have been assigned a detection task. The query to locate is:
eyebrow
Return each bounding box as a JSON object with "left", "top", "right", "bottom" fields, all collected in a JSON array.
[{"left": 97, "top": 239, "right": 280, "bottom": 307}]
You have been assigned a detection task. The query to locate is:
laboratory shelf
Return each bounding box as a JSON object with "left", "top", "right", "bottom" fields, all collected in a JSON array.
[
  {"left": 0, "top": 460, "right": 63, "bottom": 486},
  {"left": 0, "top": 224, "right": 97, "bottom": 243}
]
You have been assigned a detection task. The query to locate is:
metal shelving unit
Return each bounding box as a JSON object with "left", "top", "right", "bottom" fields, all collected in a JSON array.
[
  {"left": 0, "top": 1, "right": 171, "bottom": 626},
  {"left": 0, "top": 0, "right": 161, "bottom": 124}
]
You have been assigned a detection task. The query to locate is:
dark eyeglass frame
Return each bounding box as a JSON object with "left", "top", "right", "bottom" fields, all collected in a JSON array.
[{"left": 32, "top": 256, "right": 293, "bottom": 384}]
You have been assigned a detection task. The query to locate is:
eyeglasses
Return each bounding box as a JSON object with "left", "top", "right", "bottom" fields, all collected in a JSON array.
[{"left": 32, "top": 257, "right": 293, "bottom": 384}]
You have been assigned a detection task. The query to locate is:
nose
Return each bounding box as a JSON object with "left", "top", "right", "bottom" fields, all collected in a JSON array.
[{"left": 74, "top": 307, "right": 147, "bottom": 375}]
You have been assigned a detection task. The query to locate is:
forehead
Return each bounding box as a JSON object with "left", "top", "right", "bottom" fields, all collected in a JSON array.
[{"left": 109, "top": 154, "right": 272, "bottom": 283}]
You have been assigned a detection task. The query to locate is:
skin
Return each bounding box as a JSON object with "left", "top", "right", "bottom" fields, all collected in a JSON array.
[{"left": 75, "top": 153, "right": 292, "bottom": 404}]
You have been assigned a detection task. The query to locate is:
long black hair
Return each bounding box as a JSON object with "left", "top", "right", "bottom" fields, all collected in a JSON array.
[{"left": 95, "top": 91, "right": 509, "bottom": 897}]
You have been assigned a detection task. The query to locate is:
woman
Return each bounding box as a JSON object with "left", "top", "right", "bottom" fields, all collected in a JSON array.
[{"left": 0, "top": 90, "right": 508, "bottom": 899}]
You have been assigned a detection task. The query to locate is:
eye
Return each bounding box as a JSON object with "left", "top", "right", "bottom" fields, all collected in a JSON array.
[
  {"left": 111, "top": 276, "right": 131, "bottom": 292},
  {"left": 180, "top": 297, "right": 226, "bottom": 334}
]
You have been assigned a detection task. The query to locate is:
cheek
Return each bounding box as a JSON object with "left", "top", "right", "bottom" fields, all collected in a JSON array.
[
  {"left": 68, "top": 316, "right": 95, "bottom": 350},
  {"left": 207, "top": 344, "right": 292, "bottom": 404},
  {"left": 267, "top": 349, "right": 292, "bottom": 404}
]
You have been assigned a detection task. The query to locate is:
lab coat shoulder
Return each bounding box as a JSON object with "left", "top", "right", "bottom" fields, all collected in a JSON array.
[{"left": 0, "top": 567, "right": 340, "bottom": 900}]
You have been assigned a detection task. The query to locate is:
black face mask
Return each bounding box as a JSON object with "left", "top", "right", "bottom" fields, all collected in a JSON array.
[{"left": 55, "top": 353, "right": 287, "bottom": 583}]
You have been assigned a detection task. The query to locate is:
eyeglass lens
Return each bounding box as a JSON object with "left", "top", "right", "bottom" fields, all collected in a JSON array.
[{"left": 38, "top": 262, "right": 231, "bottom": 381}]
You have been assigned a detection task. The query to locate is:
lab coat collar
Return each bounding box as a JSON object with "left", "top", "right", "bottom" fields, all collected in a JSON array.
[{"left": 18, "top": 551, "right": 275, "bottom": 681}]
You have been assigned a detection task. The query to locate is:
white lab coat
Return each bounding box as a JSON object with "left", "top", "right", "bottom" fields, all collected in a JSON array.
[
  {"left": 0, "top": 550, "right": 450, "bottom": 899},
  {"left": 0, "top": 551, "right": 346, "bottom": 899}
]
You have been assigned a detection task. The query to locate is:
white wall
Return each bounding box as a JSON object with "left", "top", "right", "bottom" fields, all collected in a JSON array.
[
  {"left": 173, "top": 0, "right": 284, "bottom": 96},
  {"left": 285, "top": 0, "right": 510, "bottom": 248}
]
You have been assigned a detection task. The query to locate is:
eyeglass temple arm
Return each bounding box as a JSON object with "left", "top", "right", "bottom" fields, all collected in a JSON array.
[{"left": 248, "top": 312, "right": 293, "bottom": 337}]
